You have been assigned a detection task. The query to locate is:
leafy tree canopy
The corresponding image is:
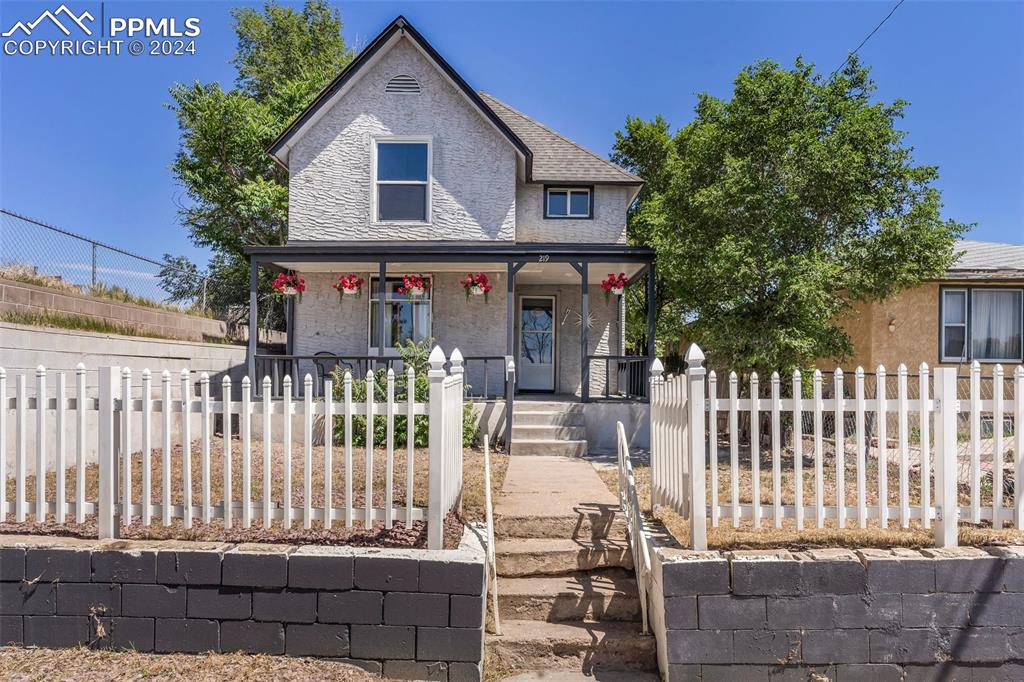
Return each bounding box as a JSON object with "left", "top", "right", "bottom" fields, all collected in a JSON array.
[
  {"left": 164, "top": 1, "right": 353, "bottom": 326},
  {"left": 612, "top": 57, "right": 967, "bottom": 374}
]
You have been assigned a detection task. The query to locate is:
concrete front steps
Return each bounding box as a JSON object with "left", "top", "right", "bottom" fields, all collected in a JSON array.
[
  {"left": 496, "top": 537, "right": 633, "bottom": 577},
  {"left": 509, "top": 401, "right": 588, "bottom": 457},
  {"left": 489, "top": 455, "right": 655, "bottom": 678},
  {"left": 498, "top": 569, "right": 642, "bottom": 622},
  {"left": 489, "top": 620, "right": 657, "bottom": 673}
]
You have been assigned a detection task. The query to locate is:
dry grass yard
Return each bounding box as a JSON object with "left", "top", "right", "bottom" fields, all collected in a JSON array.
[
  {"left": 1, "top": 440, "right": 508, "bottom": 549},
  {"left": 601, "top": 437, "right": 1024, "bottom": 550},
  {"left": 0, "top": 646, "right": 376, "bottom": 681}
]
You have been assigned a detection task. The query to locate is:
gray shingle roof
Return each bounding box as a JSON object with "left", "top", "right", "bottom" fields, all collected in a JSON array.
[
  {"left": 480, "top": 93, "right": 642, "bottom": 185},
  {"left": 947, "top": 240, "right": 1024, "bottom": 279}
]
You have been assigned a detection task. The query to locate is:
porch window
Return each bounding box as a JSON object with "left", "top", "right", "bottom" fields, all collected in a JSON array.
[
  {"left": 374, "top": 138, "right": 431, "bottom": 222},
  {"left": 545, "top": 186, "right": 592, "bottom": 218},
  {"left": 941, "top": 287, "right": 1023, "bottom": 362},
  {"left": 368, "top": 277, "right": 432, "bottom": 352}
]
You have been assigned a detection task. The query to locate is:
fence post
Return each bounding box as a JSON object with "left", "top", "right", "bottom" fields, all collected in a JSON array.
[
  {"left": 91, "top": 242, "right": 98, "bottom": 288},
  {"left": 933, "top": 367, "right": 959, "bottom": 548},
  {"left": 427, "top": 346, "right": 447, "bottom": 550},
  {"left": 685, "top": 345, "right": 707, "bottom": 550},
  {"left": 98, "top": 365, "right": 121, "bottom": 539},
  {"left": 450, "top": 348, "right": 465, "bottom": 514},
  {"left": 649, "top": 358, "right": 664, "bottom": 510},
  {"left": 504, "top": 358, "right": 515, "bottom": 449}
]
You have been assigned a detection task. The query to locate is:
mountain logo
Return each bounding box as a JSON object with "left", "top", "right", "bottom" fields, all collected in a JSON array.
[{"left": 2, "top": 4, "right": 95, "bottom": 37}]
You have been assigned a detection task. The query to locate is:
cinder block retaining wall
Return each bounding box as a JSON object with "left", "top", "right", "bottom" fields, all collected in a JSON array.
[
  {"left": 0, "top": 530, "right": 486, "bottom": 681},
  {"left": 652, "top": 545, "right": 1024, "bottom": 681},
  {"left": 0, "top": 278, "right": 228, "bottom": 342}
]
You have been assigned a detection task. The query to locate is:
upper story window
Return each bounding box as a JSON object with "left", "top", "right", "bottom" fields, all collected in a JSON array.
[
  {"left": 941, "top": 287, "right": 1023, "bottom": 362},
  {"left": 374, "top": 138, "right": 431, "bottom": 222},
  {"left": 545, "top": 186, "right": 592, "bottom": 219}
]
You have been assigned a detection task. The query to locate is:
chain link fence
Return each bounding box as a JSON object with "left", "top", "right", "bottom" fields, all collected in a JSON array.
[{"left": 0, "top": 209, "right": 208, "bottom": 312}]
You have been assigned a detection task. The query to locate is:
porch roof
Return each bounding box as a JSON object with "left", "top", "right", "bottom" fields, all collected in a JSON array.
[{"left": 245, "top": 241, "right": 654, "bottom": 264}]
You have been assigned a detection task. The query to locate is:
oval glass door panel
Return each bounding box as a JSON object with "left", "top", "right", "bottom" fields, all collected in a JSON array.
[{"left": 519, "top": 297, "right": 555, "bottom": 391}]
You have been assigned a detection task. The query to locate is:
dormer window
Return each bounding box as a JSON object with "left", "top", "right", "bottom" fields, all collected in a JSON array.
[
  {"left": 373, "top": 137, "right": 431, "bottom": 222},
  {"left": 544, "top": 186, "right": 592, "bottom": 219}
]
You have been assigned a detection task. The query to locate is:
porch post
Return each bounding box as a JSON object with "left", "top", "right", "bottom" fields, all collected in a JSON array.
[
  {"left": 506, "top": 261, "right": 515, "bottom": 358},
  {"left": 247, "top": 258, "right": 258, "bottom": 393},
  {"left": 646, "top": 260, "right": 656, "bottom": 360},
  {"left": 377, "top": 260, "right": 387, "bottom": 365},
  {"left": 580, "top": 261, "right": 589, "bottom": 402}
]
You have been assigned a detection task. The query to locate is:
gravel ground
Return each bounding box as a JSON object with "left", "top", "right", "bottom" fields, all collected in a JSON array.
[{"left": 0, "top": 646, "right": 377, "bottom": 681}]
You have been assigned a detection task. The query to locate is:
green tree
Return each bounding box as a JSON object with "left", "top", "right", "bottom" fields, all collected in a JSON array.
[
  {"left": 163, "top": 1, "right": 353, "bottom": 327},
  {"left": 612, "top": 57, "right": 967, "bottom": 374}
]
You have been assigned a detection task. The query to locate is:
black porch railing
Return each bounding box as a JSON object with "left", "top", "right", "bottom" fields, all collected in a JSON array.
[
  {"left": 253, "top": 353, "right": 513, "bottom": 401},
  {"left": 588, "top": 355, "right": 652, "bottom": 401}
]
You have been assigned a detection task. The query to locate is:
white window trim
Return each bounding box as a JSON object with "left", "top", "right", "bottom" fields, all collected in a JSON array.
[
  {"left": 940, "top": 288, "right": 968, "bottom": 363},
  {"left": 367, "top": 275, "right": 433, "bottom": 355},
  {"left": 545, "top": 187, "right": 591, "bottom": 219},
  {"left": 371, "top": 135, "right": 433, "bottom": 225}
]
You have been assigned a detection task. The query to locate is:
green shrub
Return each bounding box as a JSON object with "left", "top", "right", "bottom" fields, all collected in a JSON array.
[{"left": 329, "top": 338, "right": 478, "bottom": 448}]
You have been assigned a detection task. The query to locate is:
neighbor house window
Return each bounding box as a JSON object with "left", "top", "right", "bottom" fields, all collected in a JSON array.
[
  {"left": 374, "top": 138, "right": 430, "bottom": 222},
  {"left": 368, "top": 277, "right": 432, "bottom": 352},
  {"left": 545, "top": 187, "right": 591, "bottom": 218},
  {"left": 941, "top": 287, "right": 1023, "bottom": 362}
]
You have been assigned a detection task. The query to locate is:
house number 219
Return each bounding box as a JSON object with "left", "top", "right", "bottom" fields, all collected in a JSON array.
[{"left": 538, "top": 254, "right": 550, "bottom": 262}]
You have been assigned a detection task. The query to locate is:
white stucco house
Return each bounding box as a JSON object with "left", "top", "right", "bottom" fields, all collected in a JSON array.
[{"left": 244, "top": 16, "right": 654, "bottom": 451}]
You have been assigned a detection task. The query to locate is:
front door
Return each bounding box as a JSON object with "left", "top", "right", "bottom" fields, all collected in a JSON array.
[{"left": 518, "top": 296, "right": 555, "bottom": 391}]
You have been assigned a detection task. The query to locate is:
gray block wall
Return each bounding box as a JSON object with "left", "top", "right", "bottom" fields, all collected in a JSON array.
[
  {"left": 1, "top": 534, "right": 486, "bottom": 682},
  {"left": 657, "top": 545, "right": 1024, "bottom": 681}
]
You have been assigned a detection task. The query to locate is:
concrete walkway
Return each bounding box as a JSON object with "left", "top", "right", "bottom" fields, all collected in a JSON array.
[{"left": 495, "top": 455, "right": 619, "bottom": 516}]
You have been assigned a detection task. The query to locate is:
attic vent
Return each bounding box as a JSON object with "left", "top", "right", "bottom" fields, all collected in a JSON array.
[{"left": 385, "top": 75, "right": 420, "bottom": 94}]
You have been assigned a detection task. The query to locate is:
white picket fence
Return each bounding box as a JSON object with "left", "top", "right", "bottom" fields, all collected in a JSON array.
[
  {"left": 650, "top": 344, "right": 1024, "bottom": 550},
  {"left": 0, "top": 346, "right": 464, "bottom": 550}
]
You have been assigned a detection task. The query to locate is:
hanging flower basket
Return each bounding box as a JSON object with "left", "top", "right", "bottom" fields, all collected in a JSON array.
[
  {"left": 462, "top": 273, "right": 493, "bottom": 303},
  {"left": 332, "top": 273, "right": 365, "bottom": 300},
  {"left": 272, "top": 273, "right": 306, "bottom": 303},
  {"left": 600, "top": 272, "right": 629, "bottom": 303},
  {"left": 397, "top": 274, "right": 431, "bottom": 298}
]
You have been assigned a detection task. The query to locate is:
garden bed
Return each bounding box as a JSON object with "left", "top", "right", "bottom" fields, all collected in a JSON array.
[{"left": 2, "top": 442, "right": 508, "bottom": 550}]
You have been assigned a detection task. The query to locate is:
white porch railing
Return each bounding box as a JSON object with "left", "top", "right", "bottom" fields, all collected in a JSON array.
[
  {"left": 650, "top": 344, "right": 1024, "bottom": 550},
  {"left": 1, "top": 346, "right": 465, "bottom": 550},
  {"left": 616, "top": 420, "right": 652, "bottom": 634}
]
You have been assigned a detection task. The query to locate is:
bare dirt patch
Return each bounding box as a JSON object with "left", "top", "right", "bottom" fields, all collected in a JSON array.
[
  {"left": 600, "top": 438, "right": 1024, "bottom": 550},
  {"left": 2, "top": 440, "right": 508, "bottom": 550}
]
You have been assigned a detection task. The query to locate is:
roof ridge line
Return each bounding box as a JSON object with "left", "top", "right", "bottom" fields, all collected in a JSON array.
[{"left": 479, "top": 92, "right": 641, "bottom": 183}]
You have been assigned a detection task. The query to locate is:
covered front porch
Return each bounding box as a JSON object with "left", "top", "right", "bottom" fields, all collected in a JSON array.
[{"left": 244, "top": 242, "right": 656, "bottom": 407}]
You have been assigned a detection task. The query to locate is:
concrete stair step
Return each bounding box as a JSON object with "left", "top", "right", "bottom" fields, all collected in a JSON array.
[
  {"left": 495, "top": 512, "right": 627, "bottom": 541},
  {"left": 510, "top": 439, "right": 588, "bottom": 457},
  {"left": 513, "top": 401, "right": 584, "bottom": 414},
  {"left": 496, "top": 538, "right": 633, "bottom": 577},
  {"left": 498, "top": 570, "right": 641, "bottom": 622},
  {"left": 511, "top": 425, "right": 587, "bottom": 440},
  {"left": 487, "top": 620, "right": 656, "bottom": 672},
  {"left": 511, "top": 411, "right": 586, "bottom": 427}
]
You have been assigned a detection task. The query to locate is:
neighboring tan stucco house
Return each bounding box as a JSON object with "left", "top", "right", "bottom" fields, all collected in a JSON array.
[
  {"left": 243, "top": 16, "right": 655, "bottom": 451},
  {"left": 830, "top": 240, "right": 1024, "bottom": 372}
]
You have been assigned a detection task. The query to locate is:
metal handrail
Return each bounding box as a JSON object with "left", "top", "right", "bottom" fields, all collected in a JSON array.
[
  {"left": 483, "top": 434, "right": 501, "bottom": 635},
  {"left": 617, "top": 420, "right": 651, "bottom": 634}
]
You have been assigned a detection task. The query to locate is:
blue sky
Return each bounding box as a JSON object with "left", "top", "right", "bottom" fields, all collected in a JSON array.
[{"left": 1, "top": 0, "right": 1021, "bottom": 267}]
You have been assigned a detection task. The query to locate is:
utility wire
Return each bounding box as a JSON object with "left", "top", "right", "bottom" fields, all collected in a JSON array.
[{"left": 830, "top": 0, "right": 906, "bottom": 79}]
